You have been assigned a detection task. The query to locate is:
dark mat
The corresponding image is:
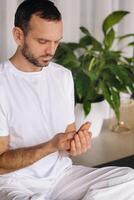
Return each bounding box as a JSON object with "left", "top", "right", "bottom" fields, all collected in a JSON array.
[{"left": 95, "top": 155, "right": 134, "bottom": 168}]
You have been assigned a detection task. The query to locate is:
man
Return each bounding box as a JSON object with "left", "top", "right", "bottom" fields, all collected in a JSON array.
[{"left": 0, "top": 0, "right": 134, "bottom": 199}]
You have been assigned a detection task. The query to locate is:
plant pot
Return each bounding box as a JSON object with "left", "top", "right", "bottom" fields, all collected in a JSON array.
[{"left": 75, "top": 101, "right": 108, "bottom": 137}]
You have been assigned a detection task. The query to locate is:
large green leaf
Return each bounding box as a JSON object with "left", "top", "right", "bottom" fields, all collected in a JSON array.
[
  {"left": 91, "top": 36, "right": 102, "bottom": 51},
  {"left": 102, "top": 69, "right": 127, "bottom": 92},
  {"left": 103, "top": 28, "right": 115, "bottom": 49},
  {"left": 100, "top": 81, "right": 120, "bottom": 119},
  {"left": 128, "top": 42, "right": 134, "bottom": 46},
  {"left": 109, "top": 65, "right": 134, "bottom": 93},
  {"left": 118, "top": 33, "right": 134, "bottom": 40},
  {"left": 110, "top": 89, "right": 120, "bottom": 120},
  {"left": 100, "top": 81, "right": 113, "bottom": 107},
  {"left": 124, "top": 57, "right": 134, "bottom": 64},
  {"left": 102, "top": 11, "right": 129, "bottom": 35},
  {"left": 54, "top": 43, "right": 74, "bottom": 59},
  {"left": 83, "top": 101, "right": 91, "bottom": 116},
  {"left": 75, "top": 72, "right": 91, "bottom": 101},
  {"left": 79, "top": 29, "right": 102, "bottom": 50},
  {"left": 80, "top": 26, "right": 90, "bottom": 35},
  {"left": 103, "top": 50, "right": 121, "bottom": 65},
  {"left": 79, "top": 35, "right": 92, "bottom": 47},
  {"left": 80, "top": 54, "right": 97, "bottom": 72},
  {"left": 68, "top": 42, "right": 80, "bottom": 50},
  {"left": 54, "top": 43, "right": 80, "bottom": 69},
  {"left": 63, "top": 60, "right": 80, "bottom": 69}
]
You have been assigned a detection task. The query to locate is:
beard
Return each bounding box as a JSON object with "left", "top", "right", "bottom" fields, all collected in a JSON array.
[{"left": 21, "top": 43, "right": 53, "bottom": 68}]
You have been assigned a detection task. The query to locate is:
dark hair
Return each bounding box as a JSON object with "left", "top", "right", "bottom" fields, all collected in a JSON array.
[{"left": 15, "top": 0, "right": 61, "bottom": 34}]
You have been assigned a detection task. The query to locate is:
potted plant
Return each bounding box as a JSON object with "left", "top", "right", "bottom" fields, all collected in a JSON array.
[{"left": 54, "top": 10, "right": 134, "bottom": 136}]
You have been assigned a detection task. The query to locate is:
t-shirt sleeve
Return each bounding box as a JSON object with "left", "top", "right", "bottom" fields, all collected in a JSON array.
[
  {"left": 66, "top": 70, "right": 75, "bottom": 124},
  {"left": 0, "top": 104, "right": 9, "bottom": 136},
  {"left": 0, "top": 85, "right": 9, "bottom": 136}
]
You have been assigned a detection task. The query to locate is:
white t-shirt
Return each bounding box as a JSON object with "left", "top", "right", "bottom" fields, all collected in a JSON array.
[{"left": 0, "top": 60, "right": 75, "bottom": 178}]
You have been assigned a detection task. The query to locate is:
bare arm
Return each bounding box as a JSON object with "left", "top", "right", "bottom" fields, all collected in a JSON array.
[
  {"left": 0, "top": 139, "right": 54, "bottom": 174},
  {"left": 0, "top": 129, "right": 75, "bottom": 175}
]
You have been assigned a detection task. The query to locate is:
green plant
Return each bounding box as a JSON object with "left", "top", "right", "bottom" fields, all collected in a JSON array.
[{"left": 54, "top": 10, "right": 134, "bottom": 120}]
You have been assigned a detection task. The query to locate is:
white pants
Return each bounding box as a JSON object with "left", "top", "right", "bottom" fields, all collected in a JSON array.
[{"left": 1, "top": 165, "right": 134, "bottom": 200}]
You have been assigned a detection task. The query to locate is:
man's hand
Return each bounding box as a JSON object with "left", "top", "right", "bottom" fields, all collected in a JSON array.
[
  {"left": 68, "top": 122, "right": 92, "bottom": 156},
  {"left": 50, "top": 131, "right": 75, "bottom": 152},
  {"left": 50, "top": 121, "right": 91, "bottom": 156}
]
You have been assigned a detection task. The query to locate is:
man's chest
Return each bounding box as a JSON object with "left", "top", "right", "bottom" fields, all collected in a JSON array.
[{"left": 6, "top": 78, "right": 69, "bottom": 148}]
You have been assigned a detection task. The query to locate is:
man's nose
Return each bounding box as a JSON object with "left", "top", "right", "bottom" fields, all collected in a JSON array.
[{"left": 45, "top": 42, "right": 56, "bottom": 55}]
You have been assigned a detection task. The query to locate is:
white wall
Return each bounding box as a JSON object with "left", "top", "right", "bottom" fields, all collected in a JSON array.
[
  {"left": 0, "top": 0, "right": 17, "bottom": 61},
  {"left": 0, "top": 0, "right": 7, "bottom": 61},
  {"left": 53, "top": 0, "right": 134, "bottom": 56}
]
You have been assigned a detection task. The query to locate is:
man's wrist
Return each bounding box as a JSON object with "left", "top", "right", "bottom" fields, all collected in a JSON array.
[{"left": 46, "top": 141, "right": 58, "bottom": 154}]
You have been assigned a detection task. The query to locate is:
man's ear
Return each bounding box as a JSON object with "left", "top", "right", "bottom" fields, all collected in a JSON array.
[{"left": 12, "top": 27, "right": 24, "bottom": 46}]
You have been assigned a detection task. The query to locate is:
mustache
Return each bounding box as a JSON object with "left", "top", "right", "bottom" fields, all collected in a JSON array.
[{"left": 40, "top": 54, "right": 54, "bottom": 58}]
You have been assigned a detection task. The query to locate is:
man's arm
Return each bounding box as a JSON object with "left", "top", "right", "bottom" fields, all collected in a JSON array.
[{"left": 0, "top": 130, "right": 75, "bottom": 175}]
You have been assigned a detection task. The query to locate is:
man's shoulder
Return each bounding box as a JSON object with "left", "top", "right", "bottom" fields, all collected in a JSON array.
[
  {"left": 0, "top": 60, "right": 9, "bottom": 73},
  {"left": 0, "top": 62, "right": 5, "bottom": 74},
  {"left": 50, "top": 62, "right": 71, "bottom": 75},
  {"left": 0, "top": 61, "right": 8, "bottom": 85}
]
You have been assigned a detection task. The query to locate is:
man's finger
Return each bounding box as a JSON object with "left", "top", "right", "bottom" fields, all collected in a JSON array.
[
  {"left": 59, "top": 131, "right": 75, "bottom": 143},
  {"left": 70, "top": 140, "right": 76, "bottom": 156},
  {"left": 65, "top": 131, "right": 76, "bottom": 140},
  {"left": 78, "top": 121, "right": 91, "bottom": 132}
]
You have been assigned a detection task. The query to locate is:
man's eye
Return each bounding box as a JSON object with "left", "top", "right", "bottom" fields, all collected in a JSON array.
[{"left": 38, "top": 40, "right": 47, "bottom": 44}]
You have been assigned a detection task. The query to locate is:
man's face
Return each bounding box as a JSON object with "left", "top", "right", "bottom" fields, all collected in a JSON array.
[{"left": 21, "top": 15, "right": 63, "bottom": 68}]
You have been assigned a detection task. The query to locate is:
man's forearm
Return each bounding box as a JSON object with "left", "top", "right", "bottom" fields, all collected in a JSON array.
[{"left": 0, "top": 141, "right": 54, "bottom": 174}]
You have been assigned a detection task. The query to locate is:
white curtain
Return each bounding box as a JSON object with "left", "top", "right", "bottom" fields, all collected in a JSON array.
[
  {"left": 0, "top": 0, "right": 134, "bottom": 61},
  {"left": 0, "top": 0, "right": 18, "bottom": 62},
  {"left": 53, "top": 0, "right": 134, "bottom": 56}
]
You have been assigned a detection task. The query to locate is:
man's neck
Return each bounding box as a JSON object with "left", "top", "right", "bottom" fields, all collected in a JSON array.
[{"left": 9, "top": 51, "right": 43, "bottom": 73}]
